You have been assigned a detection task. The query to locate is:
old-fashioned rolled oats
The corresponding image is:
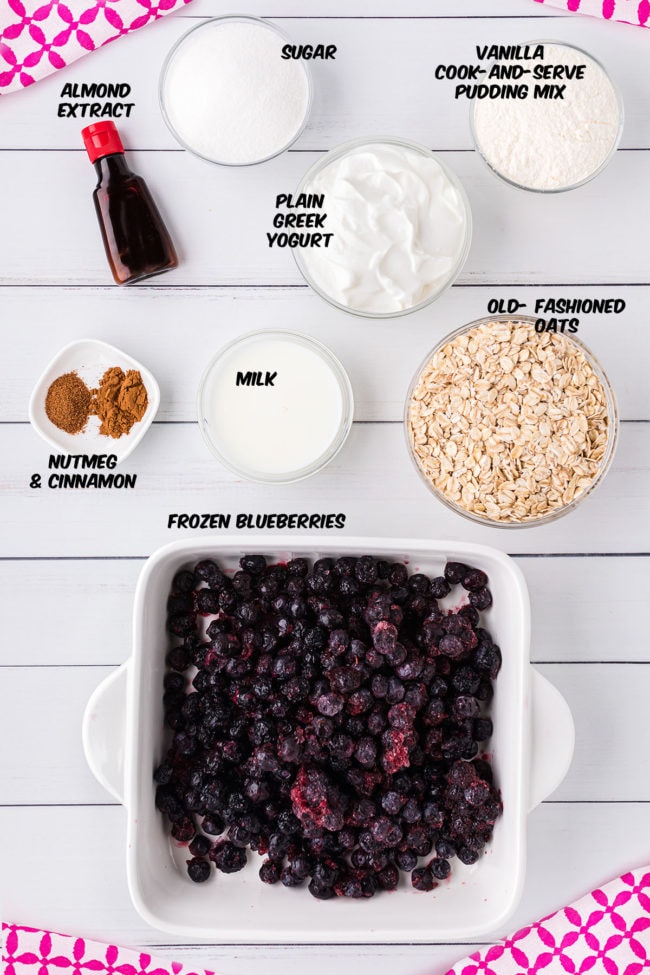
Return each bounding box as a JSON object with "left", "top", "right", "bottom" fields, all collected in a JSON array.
[{"left": 407, "top": 319, "right": 613, "bottom": 524}]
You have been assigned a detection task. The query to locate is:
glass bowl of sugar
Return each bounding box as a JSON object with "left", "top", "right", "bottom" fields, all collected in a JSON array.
[
  {"left": 470, "top": 41, "right": 624, "bottom": 193},
  {"left": 159, "top": 16, "right": 312, "bottom": 167},
  {"left": 197, "top": 330, "right": 354, "bottom": 483}
]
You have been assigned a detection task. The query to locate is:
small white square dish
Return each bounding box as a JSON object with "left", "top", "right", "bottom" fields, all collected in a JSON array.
[
  {"left": 28, "top": 339, "right": 160, "bottom": 464},
  {"left": 83, "top": 537, "right": 574, "bottom": 942}
]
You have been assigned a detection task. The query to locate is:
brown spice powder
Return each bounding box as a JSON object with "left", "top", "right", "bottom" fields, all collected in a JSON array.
[
  {"left": 90, "top": 367, "right": 149, "bottom": 438},
  {"left": 45, "top": 372, "right": 92, "bottom": 434},
  {"left": 44, "top": 366, "right": 148, "bottom": 439}
]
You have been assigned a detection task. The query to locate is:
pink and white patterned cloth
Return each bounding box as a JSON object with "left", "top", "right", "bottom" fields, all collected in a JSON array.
[
  {"left": 1, "top": 924, "right": 218, "bottom": 975},
  {"left": 532, "top": 0, "right": 650, "bottom": 27},
  {"left": 2, "top": 870, "right": 650, "bottom": 975},
  {"left": 446, "top": 867, "right": 650, "bottom": 975},
  {"left": 0, "top": 0, "right": 191, "bottom": 95}
]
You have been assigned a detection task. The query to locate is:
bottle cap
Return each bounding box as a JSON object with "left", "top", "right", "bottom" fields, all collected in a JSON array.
[{"left": 82, "top": 122, "right": 125, "bottom": 163}]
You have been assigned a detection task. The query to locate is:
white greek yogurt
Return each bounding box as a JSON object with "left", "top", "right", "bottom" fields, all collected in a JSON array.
[
  {"left": 198, "top": 331, "right": 353, "bottom": 482},
  {"left": 296, "top": 141, "right": 471, "bottom": 316}
]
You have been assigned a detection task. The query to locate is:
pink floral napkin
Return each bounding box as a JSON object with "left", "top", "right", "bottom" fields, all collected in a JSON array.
[
  {"left": 532, "top": 0, "right": 649, "bottom": 27},
  {"left": 0, "top": 0, "right": 192, "bottom": 94},
  {"left": 445, "top": 867, "right": 650, "bottom": 975},
  {"left": 3, "top": 869, "right": 650, "bottom": 974},
  {"left": 1, "top": 924, "right": 217, "bottom": 975}
]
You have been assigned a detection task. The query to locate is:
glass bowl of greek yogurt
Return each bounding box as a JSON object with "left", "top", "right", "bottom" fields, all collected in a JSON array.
[
  {"left": 198, "top": 330, "right": 354, "bottom": 483},
  {"left": 293, "top": 137, "right": 472, "bottom": 318},
  {"left": 470, "top": 41, "right": 624, "bottom": 193}
]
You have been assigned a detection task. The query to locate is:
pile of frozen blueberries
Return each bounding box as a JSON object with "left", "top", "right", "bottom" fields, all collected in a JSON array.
[{"left": 154, "top": 554, "right": 502, "bottom": 898}]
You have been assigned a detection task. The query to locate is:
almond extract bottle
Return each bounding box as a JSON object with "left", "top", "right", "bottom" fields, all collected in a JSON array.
[{"left": 82, "top": 121, "right": 178, "bottom": 285}]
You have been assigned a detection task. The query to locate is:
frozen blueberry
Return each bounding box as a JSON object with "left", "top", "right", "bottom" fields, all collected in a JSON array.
[
  {"left": 411, "top": 867, "right": 436, "bottom": 891},
  {"left": 438, "top": 635, "right": 466, "bottom": 659},
  {"left": 210, "top": 842, "right": 247, "bottom": 873},
  {"left": 444, "top": 562, "right": 469, "bottom": 585},
  {"left": 469, "top": 587, "right": 493, "bottom": 611},
  {"left": 172, "top": 569, "right": 195, "bottom": 593},
  {"left": 187, "top": 858, "right": 211, "bottom": 883},
  {"left": 240, "top": 555, "right": 267, "bottom": 576},
  {"left": 408, "top": 574, "right": 430, "bottom": 594},
  {"left": 429, "top": 576, "right": 451, "bottom": 599},
  {"left": 355, "top": 557, "right": 378, "bottom": 585},
  {"left": 189, "top": 834, "right": 212, "bottom": 857},
  {"left": 462, "top": 569, "right": 488, "bottom": 592},
  {"left": 259, "top": 859, "right": 281, "bottom": 884},
  {"left": 430, "top": 858, "right": 451, "bottom": 880}
]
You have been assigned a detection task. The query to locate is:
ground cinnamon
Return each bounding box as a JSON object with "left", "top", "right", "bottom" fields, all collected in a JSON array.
[
  {"left": 45, "top": 366, "right": 148, "bottom": 439},
  {"left": 45, "top": 372, "right": 92, "bottom": 434},
  {"left": 90, "top": 367, "right": 148, "bottom": 438}
]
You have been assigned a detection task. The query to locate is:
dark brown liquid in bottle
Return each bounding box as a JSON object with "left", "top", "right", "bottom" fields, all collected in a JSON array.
[{"left": 93, "top": 154, "right": 178, "bottom": 285}]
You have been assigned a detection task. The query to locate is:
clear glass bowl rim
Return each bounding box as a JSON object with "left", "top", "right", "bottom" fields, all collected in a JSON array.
[
  {"left": 159, "top": 14, "right": 313, "bottom": 168},
  {"left": 197, "top": 329, "right": 354, "bottom": 484},
  {"left": 404, "top": 314, "right": 620, "bottom": 528},
  {"left": 292, "top": 135, "right": 473, "bottom": 319},
  {"left": 469, "top": 39, "right": 625, "bottom": 194}
]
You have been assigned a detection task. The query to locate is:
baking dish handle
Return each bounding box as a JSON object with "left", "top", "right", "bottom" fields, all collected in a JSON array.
[
  {"left": 82, "top": 662, "right": 128, "bottom": 806},
  {"left": 528, "top": 667, "right": 575, "bottom": 811}
]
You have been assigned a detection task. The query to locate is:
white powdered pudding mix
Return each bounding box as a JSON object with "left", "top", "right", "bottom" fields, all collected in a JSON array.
[
  {"left": 161, "top": 18, "right": 310, "bottom": 165},
  {"left": 472, "top": 44, "right": 621, "bottom": 191}
]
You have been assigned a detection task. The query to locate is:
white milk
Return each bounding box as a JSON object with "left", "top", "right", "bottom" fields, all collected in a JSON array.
[{"left": 200, "top": 332, "right": 350, "bottom": 481}]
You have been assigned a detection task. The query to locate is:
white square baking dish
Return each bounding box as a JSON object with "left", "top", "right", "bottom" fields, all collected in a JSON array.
[{"left": 83, "top": 537, "right": 574, "bottom": 942}]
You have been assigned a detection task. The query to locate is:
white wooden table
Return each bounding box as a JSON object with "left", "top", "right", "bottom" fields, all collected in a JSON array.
[{"left": 1, "top": 1, "right": 649, "bottom": 972}]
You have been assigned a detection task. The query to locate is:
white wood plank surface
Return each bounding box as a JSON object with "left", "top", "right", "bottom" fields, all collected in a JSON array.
[
  {"left": 1, "top": 663, "right": 648, "bottom": 806},
  {"left": 1, "top": 1, "right": 649, "bottom": 972},
  {"left": 1, "top": 802, "right": 648, "bottom": 964},
  {"left": 2, "top": 285, "right": 648, "bottom": 423},
  {"left": 3, "top": 556, "right": 647, "bottom": 667},
  {"left": 1, "top": 147, "right": 649, "bottom": 286},
  {"left": 1, "top": 423, "right": 647, "bottom": 556},
  {"left": 0, "top": 8, "right": 646, "bottom": 151}
]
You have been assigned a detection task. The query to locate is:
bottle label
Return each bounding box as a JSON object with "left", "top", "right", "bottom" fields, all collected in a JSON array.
[{"left": 57, "top": 82, "right": 135, "bottom": 118}]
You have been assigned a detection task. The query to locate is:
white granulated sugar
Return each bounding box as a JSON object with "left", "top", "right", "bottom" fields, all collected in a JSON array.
[
  {"left": 473, "top": 44, "right": 621, "bottom": 191},
  {"left": 162, "top": 20, "right": 310, "bottom": 165}
]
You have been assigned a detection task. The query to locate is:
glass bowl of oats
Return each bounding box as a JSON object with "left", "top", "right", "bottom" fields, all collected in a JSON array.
[{"left": 405, "top": 316, "right": 618, "bottom": 528}]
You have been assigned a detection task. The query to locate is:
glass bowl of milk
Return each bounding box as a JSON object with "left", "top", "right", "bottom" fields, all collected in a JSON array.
[
  {"left": 198, "top": 330, "right": 354, "bottom": 483},
  {"left": 293, "top": 137, "right": 472, "bottom": 318}
]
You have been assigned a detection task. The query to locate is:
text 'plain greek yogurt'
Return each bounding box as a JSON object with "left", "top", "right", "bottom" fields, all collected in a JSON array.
[{"left": 297, "top": 141, "right": 471, "bottom": 316}]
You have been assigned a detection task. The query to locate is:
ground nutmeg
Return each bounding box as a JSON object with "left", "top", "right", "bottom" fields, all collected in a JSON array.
[{"left": 44, "top": 371, "right": 93, "bottom": 434}]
